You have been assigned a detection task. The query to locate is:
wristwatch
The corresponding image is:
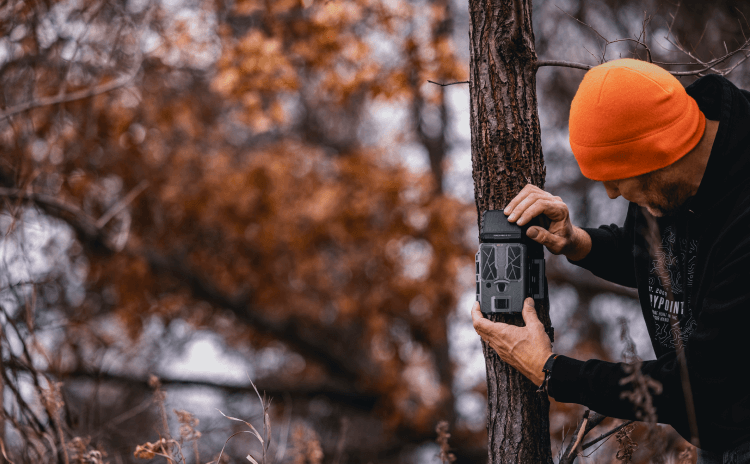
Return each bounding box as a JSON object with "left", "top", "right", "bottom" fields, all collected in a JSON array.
[{"left": 536, "top": 353, "right": 559, "bottom": 395}]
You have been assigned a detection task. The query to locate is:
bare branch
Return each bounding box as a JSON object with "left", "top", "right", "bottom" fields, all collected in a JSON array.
[
  {"left": 559, "top": 410, "right": 607, "bottom": 464},
  {"left": 535, "top": 60, "right": 592, "bottom": 71},
  {"left": 0, "top": 187, "right": 375, "bottom": 384},
  {"left": 543, "top": 1, "right": 749, "bottom": 78},
  {"left": 546, "top": 264, "right": 638, "bottom": 300},
  {"left": 664, "top": 35, "right": 750, "bottom": 76},
  {"left": 0, "top": 71, "right": 139, "bottom": 122},
  {"left": 0, "top": 2, "right": 149, "bottom": 122},
  {"left": 7, "top": 363, "right": 377, "bottom": 411},
  {"left": 560, "top": 410, "right": 590, "bottom": 463},
  {"left": 658, "top": 2, "right": 750, "bottom": 78},
  {"left": 0, "top": 188, "right": 102, "bottom": 240}
]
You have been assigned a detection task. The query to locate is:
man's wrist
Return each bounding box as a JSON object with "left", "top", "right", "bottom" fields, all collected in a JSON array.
[
  {"left": 529, "top": 349, "right": 554, "bottom": 386},
  {"left": 566, "top": 227, "right": 592, "bottom": 261}
]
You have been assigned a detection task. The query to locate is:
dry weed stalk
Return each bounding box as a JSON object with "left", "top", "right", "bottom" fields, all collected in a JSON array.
[
  {"left": 149, "top": 376, "right": 172, "bottom": 440},
  {"left": 133, "top": 376, "right": 191, "bottom": 464},
  {"left": 1, "top": 297, "right": 107, "bottom": 463},
  {"left": 175, "top": 409, "right": 201, "bottom": 464},
  {"left": 41, "top": 380, "right": 69, "bottom": 464},
  {"left": 615, "top": 422, "right": 637, "bottom": 463},
  {"left": 435, "top": 421, "right": 456, "bottom": 464},
  {"left": 619, "top": 319, "right": 662, "bottom": 422},
  {"left": 214, "top": 377, "right": 272, "bottom": 464},
  {"left": 619, "top": 318, "right": 671, "bottom": 463},
  {"left": 134, "top": 438, "right": 182, "bottom": 461},
  {"left": 674, "top": 446, "right": 697, "bottom": 464},
  {"left": 289, "top": 424, "right": 323, "bottom": 464},
  {"left": 619, "top": 363, "right": 663, "bottom": 424},
  {"left": 67, "top": 437, "right": 106, "bottom": 464}
]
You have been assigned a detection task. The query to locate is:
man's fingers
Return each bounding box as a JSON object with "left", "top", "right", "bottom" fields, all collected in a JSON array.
[
  {"left": 504, "top": 184, "right": 542, "bottom": 216},
  {"left": 507, "top": 192, "right": 549, "bottom": 223},
  {"left": 516, "top": 199, "right": 565, "bottom": 226}
]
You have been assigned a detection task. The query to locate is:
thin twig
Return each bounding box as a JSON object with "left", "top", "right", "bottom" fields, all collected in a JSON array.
[
  {"left": 568, "top": 411, "right": 589, "bottom": 459},
  {"left": 332, "top": 417, "right": 349, "bottom": 464},
  {"left": 275, "top": 394, "right": 292, "bottom": 463},
  {"left": 95, "top": 180, "right": 149, "bottom": 229},
  {"left": 696, "top": 22, "right": 709, "bottom": 49},
  {"left": 737, "top": 7, "right": 750, "bottom": 42},
  {"left": 0, "top": 438, "right": 17, "bottom": 464},
  {"left": 609, "top": 38, "right": 653, "bottom": 62},
  {"left": 666, "top": 1, "right": 682, "bottom": 40},
  {"left": 427, "top": 80, "right": 469, "bottom": 86},
  {"left": 556, "top": 6, "right": 606, "bottom": 42}
]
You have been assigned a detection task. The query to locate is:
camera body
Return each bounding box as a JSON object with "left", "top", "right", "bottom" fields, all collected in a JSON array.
[{"left": 475, "top": 210, "right": 546, "bottom": 314}]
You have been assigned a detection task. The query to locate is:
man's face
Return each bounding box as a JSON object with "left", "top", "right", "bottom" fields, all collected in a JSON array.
[{"left": 601, "top": 169, "right": 693, "bottom": 217}]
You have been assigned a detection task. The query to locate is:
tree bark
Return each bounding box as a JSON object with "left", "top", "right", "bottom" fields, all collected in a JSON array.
[{"left": 468, "top": 0, "right": 553, "bottom": 462}]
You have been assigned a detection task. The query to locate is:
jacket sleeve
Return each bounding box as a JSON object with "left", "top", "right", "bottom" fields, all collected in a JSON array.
[
  {"left": 549, "top": 207, "right": 750, "bottom": 442},
  {"left": 547, "top": 353, "right": 691, "bottom": 433},
  {"left": 566, "top": 202, "right": 638, "bottom": 288}
]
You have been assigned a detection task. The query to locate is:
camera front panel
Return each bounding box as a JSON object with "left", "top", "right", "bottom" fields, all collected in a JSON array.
[{"left": 475, "top": 242, "right": 527, "bottom": 314}]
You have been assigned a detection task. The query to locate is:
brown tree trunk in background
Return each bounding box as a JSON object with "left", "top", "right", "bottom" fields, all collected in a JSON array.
[
  {"left": 0, "top": 344, "right": 4, "bottom": 464},
  {"left": 468, "top": 0, "right": 553, "bottom": 462}
]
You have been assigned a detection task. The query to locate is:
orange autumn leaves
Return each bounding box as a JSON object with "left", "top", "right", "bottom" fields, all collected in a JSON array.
[{"left": 3, "top": 0, "right": 470, "bottom": 439}]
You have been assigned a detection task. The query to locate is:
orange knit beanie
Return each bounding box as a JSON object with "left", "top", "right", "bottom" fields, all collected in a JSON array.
[{"left": 568, "top": 58, "right": 705, "bottom": 181}]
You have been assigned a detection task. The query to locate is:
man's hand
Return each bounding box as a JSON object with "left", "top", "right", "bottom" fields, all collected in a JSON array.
[
  {"left": 504, "top": 184, "right": 591, "bottom": 261},
  {"left": 471, "top": 298, "right": 552, "bottom": 386}
]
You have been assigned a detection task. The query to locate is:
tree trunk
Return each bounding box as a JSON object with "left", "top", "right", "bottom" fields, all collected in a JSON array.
[{"left": 468, "top": 0, "right": 553, "bottom": 462}]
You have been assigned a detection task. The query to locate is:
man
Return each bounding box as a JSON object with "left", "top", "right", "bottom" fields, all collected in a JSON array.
[{"left": 471, "top": 58, "right": 750, "bottom": 461}]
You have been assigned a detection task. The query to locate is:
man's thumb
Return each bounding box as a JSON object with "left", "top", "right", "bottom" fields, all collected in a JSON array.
[
  {"left": 527, "top": 227, "right": 550, "bottom": 245},
  {"left": 522, "top": 298, "right": 539, "bottom": 325}
]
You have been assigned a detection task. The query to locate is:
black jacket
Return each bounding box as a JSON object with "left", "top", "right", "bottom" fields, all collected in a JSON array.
[{"left": 548, "top": 74, "right": 750, "bottom": 452}]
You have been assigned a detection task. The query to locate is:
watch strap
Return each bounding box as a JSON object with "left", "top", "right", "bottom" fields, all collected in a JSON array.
[{"left": 536, "top": 353, "right": 559, "bottom": 395}]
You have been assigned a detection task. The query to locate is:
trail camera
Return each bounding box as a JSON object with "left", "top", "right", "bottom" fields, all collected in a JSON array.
[{"left": 475, "top": 210, "right": 546, "bottom": 314}]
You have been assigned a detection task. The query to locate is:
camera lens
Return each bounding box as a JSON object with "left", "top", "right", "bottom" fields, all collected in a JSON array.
[
  {"left": 485, "top": 282, "right": 491, "bottom": 288},
  {"left": 496, "top": 282, "right": 507, "bottom": 292}
]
